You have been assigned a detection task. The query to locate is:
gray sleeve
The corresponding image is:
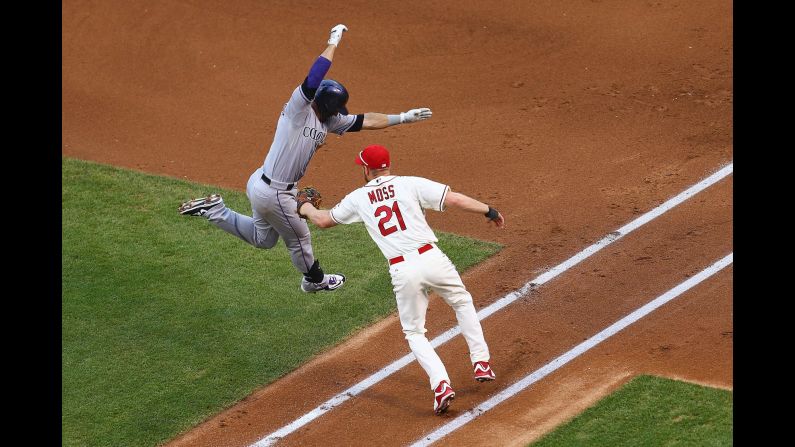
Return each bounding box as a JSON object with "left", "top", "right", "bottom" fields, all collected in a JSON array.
[
  {"left": 283, "top": 86, "right": 311, "bottom": 120},
  {"left": 325, "top": 113, "right": 358, "bottom": 135}
]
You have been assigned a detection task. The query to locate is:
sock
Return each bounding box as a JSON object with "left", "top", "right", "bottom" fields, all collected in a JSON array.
[{"left": 304, "top": 259, "right": 324, "bottom": 283}]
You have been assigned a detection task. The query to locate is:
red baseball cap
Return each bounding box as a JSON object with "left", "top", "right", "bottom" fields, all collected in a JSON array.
[{"left": 355, "top": 144, "right": 390, "bottom": 169}]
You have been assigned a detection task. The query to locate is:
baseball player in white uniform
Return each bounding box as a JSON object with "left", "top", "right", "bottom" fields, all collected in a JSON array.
[
  {"left": 298, "top": 144, "right": 505, "bottom": 415},
  {"left": 178, "top": 24, "right": 433, "bottom": 293}
]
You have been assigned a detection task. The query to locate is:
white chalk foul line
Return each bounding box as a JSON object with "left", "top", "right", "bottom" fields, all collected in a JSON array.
[
  {"left": 409, "top": 252, "right": 733, "bottom": 446},
  {"left": 251, "top": 163, "right": 733, "bottom": 447}
]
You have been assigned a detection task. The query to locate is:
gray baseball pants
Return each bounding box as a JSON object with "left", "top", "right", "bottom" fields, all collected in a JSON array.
[{"left": 204, "top": 168, "right": 316, "bottom": 274}]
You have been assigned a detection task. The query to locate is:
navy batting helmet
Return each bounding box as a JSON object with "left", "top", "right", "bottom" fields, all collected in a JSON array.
[{"left": 313, "top": 79, "right": 349, "bottom": 120}]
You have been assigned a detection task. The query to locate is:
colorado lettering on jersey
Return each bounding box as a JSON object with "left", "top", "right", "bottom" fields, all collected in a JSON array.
[
  {"left": 368, "top": 185, "right": 396, "bottom": 204},
  {"left": 302, "top": 126, "right": 326, "bottom": 145}
]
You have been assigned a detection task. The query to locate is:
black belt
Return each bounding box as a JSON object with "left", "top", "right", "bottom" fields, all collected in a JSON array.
[{"left": 261, "top": 173, "right": 294, "bottom": 190}]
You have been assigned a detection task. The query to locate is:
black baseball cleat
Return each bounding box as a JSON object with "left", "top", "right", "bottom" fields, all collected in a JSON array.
[
  {"left": 301, "top": 274, "right": 346, "bottom": 293},
  {"left": 179, "top": 194, "right": 223, "bottom": 216}
]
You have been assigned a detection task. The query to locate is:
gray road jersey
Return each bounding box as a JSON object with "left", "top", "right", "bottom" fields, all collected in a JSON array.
[{"left": 262, "top": 86, "right": 357, "bottom": 183}]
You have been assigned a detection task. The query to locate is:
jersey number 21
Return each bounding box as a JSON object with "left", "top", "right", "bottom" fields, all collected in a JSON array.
[{"left": 375, "top": 202, "right": 407, "bottom": 236}]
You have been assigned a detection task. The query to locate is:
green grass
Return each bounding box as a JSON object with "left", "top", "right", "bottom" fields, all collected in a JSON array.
[
  {"left": 531, "top": 375, "right": 733, "bottom": 447},
  {"left": 61, "top": 157, "right": 502, "bottom": 447}
]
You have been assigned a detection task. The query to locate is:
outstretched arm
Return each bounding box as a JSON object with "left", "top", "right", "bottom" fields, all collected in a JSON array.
[
  {"left": 443, "top": 191, "right": 505, "bottom": 228},
  {"left": 302, "top": 25, "right": 347, "bottom": 96},
  {"left": 360, "top": 108, "right": 433, "bottom": 130},
  {"left": 299, "top": 203, "right": 338, "bottom": 229}
]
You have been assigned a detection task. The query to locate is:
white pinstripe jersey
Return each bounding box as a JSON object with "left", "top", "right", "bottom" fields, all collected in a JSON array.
[
  {"left": 262, "top": 86, "right": 358, "bottom": 183},
  {"left": 330, "top": 175, "right": 450, "bottom": 259}
]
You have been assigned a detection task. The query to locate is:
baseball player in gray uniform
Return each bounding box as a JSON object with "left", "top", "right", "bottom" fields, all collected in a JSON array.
[
  {"left": 298, "top": 144, "right": 505, "bottom": 415},
  {"left": 179, "top": 24, "right": 433, "bottom": 293}
]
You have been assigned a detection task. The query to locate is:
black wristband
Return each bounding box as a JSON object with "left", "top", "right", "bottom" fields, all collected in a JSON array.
[{"left": 485, "top": 206, "right": 499, "bottom": 221}]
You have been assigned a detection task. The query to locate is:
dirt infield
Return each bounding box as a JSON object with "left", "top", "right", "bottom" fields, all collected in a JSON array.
[{"left": 62, "top": 1, "right": 732, "bottom": 446}]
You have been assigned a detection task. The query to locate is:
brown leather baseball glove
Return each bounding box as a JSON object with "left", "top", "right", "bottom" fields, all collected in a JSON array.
[{"left": 296, "top": 186, "right": 323, "bottom": 218}]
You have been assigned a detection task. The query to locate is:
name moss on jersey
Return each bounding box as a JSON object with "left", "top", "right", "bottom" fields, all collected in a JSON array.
[
  {"left": 330, "top": 175, "right": 450, "bottom": 259},
  {"left": 367, "top": 184, "right": 395, "bottom": 204}
]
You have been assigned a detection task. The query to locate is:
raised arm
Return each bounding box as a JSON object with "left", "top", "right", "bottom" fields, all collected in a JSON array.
[
  {"left": 443, "top": 191, "right": 505, "bottom": 228},
  {"left": 302, "top": 25, "right": 347, "bottom": 96}
]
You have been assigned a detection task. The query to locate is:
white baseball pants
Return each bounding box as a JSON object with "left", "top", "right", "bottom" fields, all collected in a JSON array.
[{"left": 389, "top": 244, "right": 491, "bottom": 389}]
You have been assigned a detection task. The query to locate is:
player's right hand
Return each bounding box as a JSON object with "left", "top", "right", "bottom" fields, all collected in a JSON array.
[{"left": 328, "top": 24, "right": 348, "bottom": 46}]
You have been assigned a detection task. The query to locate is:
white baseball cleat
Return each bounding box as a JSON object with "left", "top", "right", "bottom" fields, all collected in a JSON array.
[
  {"left": 179, "top": 194, "right": 223, "bottom": 217},
  {"left": 433, "top": 380, "right": 455, "bottom": 415},
  {"left": 301, "top": 274, "right": 346, "bottom": 293}
]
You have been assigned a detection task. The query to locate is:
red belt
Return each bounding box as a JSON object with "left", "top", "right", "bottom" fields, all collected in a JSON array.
[{"left": 389, "top": 243, "right": 434, "bottom": 265}]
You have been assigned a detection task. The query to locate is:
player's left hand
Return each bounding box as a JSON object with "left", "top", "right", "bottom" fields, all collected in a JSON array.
[
  {"left": 485, "top": 207, "right": 505, "bottom": 228},
  {"left": 328, "top": 24, "right": 348, "bottom": 46},
  {"left": 400, "top": 108, "right": 433, "bottom": 123},
  {"left": 487, "top": 213, "right": 505, "bottom": 228},
  {"left": 296, "top": 186, "right": 323, "bottom": 218}
]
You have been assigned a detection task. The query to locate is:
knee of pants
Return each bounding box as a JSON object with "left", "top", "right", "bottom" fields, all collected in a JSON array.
[
  {"left": 403, "top": 328, "right": 428, "bottom": 341},
  {"left": 253, "top": 236, "right": 278, "bottom": 249},
  {"left": 252, "top": 225, "right": 279, "bottom": 249},
  {"left": 445, "top": 291, "right": 474, "bottom": 307}
]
